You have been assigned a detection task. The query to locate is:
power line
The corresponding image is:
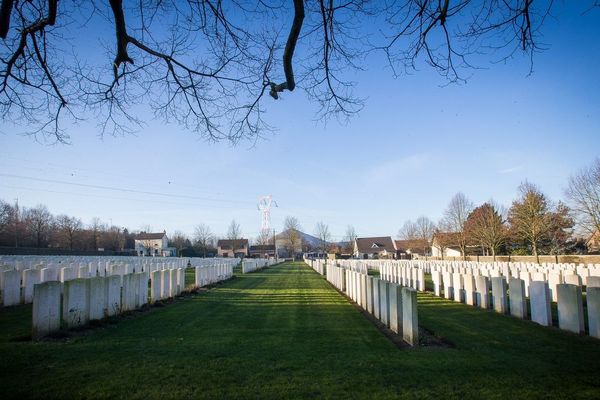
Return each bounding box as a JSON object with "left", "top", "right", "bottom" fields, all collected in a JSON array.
[
  {"left": 0, "top": 155, "right": 239, "bottom": 199},
  {"left": 0, "top": 184, "right": 257, "bottom": 210},
  {"left": 0, "top": 173, "right": 255, "bottom": 205}
]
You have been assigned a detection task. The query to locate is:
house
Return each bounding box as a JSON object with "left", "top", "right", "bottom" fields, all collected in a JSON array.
[
  {"left": 217, "top": 239, "right": 249, "bottom": 258},
  {"left": 354, "top": 236, "right": 397, "bottom": 259},
  {"left": 587, "top": 230, "right": 600, "bottom": 254},
  {"left": 248, "top": 244, "right": 276, "bottom": 258},
  {"left": 430, "top": 231, "right": 483, "bottom": 258},
  {"left": 430, "top": 232, "right": 462, "bottom": 258},
  {"left": 394, "top": 239, "right": 430, "bottom": 259},
  {"left": 135, "top": 231, "right": 175, "bottom": 257}
]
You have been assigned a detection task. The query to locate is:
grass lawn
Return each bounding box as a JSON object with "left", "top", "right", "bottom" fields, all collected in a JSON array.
[{"left": 1, "top": 261, "right": 600, "bottom": 399}]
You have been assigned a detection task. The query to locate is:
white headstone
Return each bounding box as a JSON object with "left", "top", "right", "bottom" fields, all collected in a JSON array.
[
  {"left": 32, "top": 281, "right": 61, "bottom": 339},
  {"left": 564, "top": 274, "right": 582, "bottom": 286},
  {"left": 151, "top": 270, "right": 162, "bottom": 302},
  {"left": 401, "top": 287, "right": 418, "bottom": 346},
  {"left": 366, "top": 276, "right": 374, "bottom": 314},
  {"left": 122, "top": 274, "right": 137, "bottom": 312},
  {"left": 509, "top": 278, "right": 527, "bottom": 319},
  {"left": 372, "top": 277, "right": 380, "bottom": 319},
  {"left": 1, "top": 269, "right": 20, "bottom": 306},
  {"left": 106, "top": 275, "right": 121, "bottom": 316},
  {"left": 475, "top": 275, "right": 490, "bottom": 309},
  {"left": 136, "top": 273, "right": 148, "bottom": 307},
  {"left": 169, "top": 269, "right": 178, "bottom": 297},
  {"left": 379, "top": 280, "right": 389, "bottom": 326},
  {"left": 41, "top": 267, "right": 58, "bottom": 282},
  {"left": 586, "top": 276, "right": 600, "bottom": 288},
  {"left": 529, "top": 281, "right": 552, "bottom": 326},
  {"left": 161, "top": 269, "right": 170, "bottom": 299},
  {"left": 548, "top": 272, "right": 562, "bottom": 302},
  {"left": 491, "top": 277, "right": 507, "bottom": 314},
  {"left": 587, "top": 287, "right": 600, "bottom": 339},
  {"left": 389, "top": 284, "right": 403, "bottom": 334},
  {"left": 89, "top": 277, "right": 107, "bottom": 321},
  {"left": 452, "top": 272, "right": 463, "bottom": 302},
  {"left": 23, "top": 269, "right": 40, "bottom": 304},
  {"left": 557, "top": 284, "right": 584, "bottom": 334},
  {"left": 463, "top": 274, "right": 476, "bottom": 306},
  {"left": 63, "top": 278, "right": 90, "bottom": 328}
]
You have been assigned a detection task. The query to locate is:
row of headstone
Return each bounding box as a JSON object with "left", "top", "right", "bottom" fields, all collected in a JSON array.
[
  {"left": 401, "top": 259, "right": 600, "bottom": 292},
  {"left": 0, "top": 255, "right": 239, "bottom": 303},
  {"left": 335, "top": 259, "right": 600, "bottom": 340},
  {"left": 429, "top": 271, "right": 600, "bottom": 339},
  {"left": 241, "top": 258, "right": 277, "bottom": 274},
  {"left": 0, "top": 255, "right": 188, "bottom": 274},
  {"left": 33, "top": 267, "right": 190, "bottom": 339},
  {"left": 377, "top": 263, "right": 426, "bottom": 292},
  {"left": 31, "top": 271, "right": 128, "bottom": 339},
  {"left": 306, "top": 259, "right": 326, "bottom": 275},
  {"left": 194, "top": 264, "right": 234, "bottom": 286},
  {"left": 0, "top": 261, "right": 191, "bottom": 307},
  {"left": 325, "top": 263, "right": 345, "bottom": 291},
  {"left": 150, "top": 268, "right": 187, "bottom": 302},
  {"left": 325, "top": 266, "right": 418, "bottom": 346},
  {"left": 189, "top": 257, "right": 240, "bottom": 268},
  {"left": 325, "top": 259, "right": 600, "bottom": 293}
]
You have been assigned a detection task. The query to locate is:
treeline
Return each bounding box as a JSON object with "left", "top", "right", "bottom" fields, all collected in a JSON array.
[
  {"left": 399, "top": 159, "right": 600, "bottom": 260},
  {"left": 0, "top": 202, "right": 135, "bottom": 251},
  {"left": 0, "top": 201, "right": 223, "bottom": 257}
]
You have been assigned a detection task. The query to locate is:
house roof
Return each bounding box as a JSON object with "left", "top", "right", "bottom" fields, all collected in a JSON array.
[
  {"left": 136, "top": 232, "right": 167, "bottom": 240},
  {"left": 249, "top": 245, "right": 276, "bottom": 252},
  {"left": 355, "top": 237, "right": 396, "bottom": 254},
  {"left": 395, "top": 239, "right": 429, "bottom": 252},
  {"left": 217, "top": 239, "right": 249, "bottom": 249}
]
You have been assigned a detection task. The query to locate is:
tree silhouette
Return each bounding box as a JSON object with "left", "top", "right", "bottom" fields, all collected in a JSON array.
[{"left": 0, "top": 1, "right": 593, "bottom": 143}]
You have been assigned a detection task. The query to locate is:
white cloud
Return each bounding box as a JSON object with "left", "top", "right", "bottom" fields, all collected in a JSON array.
[
  {"left": 368, "top": 153, "right": 431, "bottom": 179},
  {"left": 498, "top": 165, "right": 523, "bottom": 174}
]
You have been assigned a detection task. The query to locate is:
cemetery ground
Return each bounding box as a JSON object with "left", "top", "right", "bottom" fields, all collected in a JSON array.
[{"left": 1, "top": 262, "right": 600, "bottom": 399}]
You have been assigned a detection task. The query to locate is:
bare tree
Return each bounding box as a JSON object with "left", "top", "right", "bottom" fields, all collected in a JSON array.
[
  {"left": 546, "top": 202, "right": 575, "bottom": 256},
  {"left": 398, "top": 220, "right": 418, "bottom": 240},
  {"left": 283, "top": 216, "right": 302, "bottom": 257},
  {"left": 0, "top": 200, "right": 21, "bottom": 247},
  {"left": 565, "top": 158, "right": 600, "bottom": 236},
  {"left": 55, "top": 214, "right": 82, "bottom": 250},
  {"left": 343, "top": 225, "right": 357, "bottom": 254},
  {"left": 0, "top": 200, "right": 9, "bottom": 230},
  {"left": 442, "top": 192, "right": 474, "bottom": 259},
  {"left": 415, "top": 216, "right": 436, "bottom": 256},
  {"left": 227, "top": 219, "right": 243, "bottom": 257},
  {"left": 465, "top": 201, "right": 507, "bottom": 260},
  {"left": 314, "top": 221, "right": 331, "bottom": 256},
  {"left": 255, "top": 230, "right": 272, "bottom": 246},
  {"left": 102, "top": 225, "right": 125, "bottom": 252},
  {"left": 227, "top": 220, "right": 241, "bottom": 240},
  {"left": 193, "top": 223, "right": 214, "bottom": 258},
  {"left": 0, "top": 0, "right": 580, "bottom": 143},
  {"left": 89, "top": 217, "right": 105, "bottom": 251},
  {"left": 169, "top": 230, "right": 188, "bottom": 257},
  {"left": 23, "top": 204, "right": 53, "bottom": 248},
  {"left": 508, "top": 182, "right": 553, "bottom": 263}
]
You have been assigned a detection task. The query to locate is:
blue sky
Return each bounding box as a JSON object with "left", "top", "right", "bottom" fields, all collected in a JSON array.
[{"left": 0, "top": 2, "right": 599, "bottom": 242}]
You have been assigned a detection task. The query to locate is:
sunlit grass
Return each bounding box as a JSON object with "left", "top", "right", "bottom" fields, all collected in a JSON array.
[{"left": 0, "top": 261, "right": 598, "bottom": 399}]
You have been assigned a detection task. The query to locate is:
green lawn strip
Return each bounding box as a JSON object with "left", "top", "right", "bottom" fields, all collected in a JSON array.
[{"left": 0, "top": 262, "right": 598, "bottom": 399}]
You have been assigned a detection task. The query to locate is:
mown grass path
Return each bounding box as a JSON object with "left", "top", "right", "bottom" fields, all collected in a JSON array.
[{"left": 1, "top": 262, "right": 600, "bottom": 399}]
